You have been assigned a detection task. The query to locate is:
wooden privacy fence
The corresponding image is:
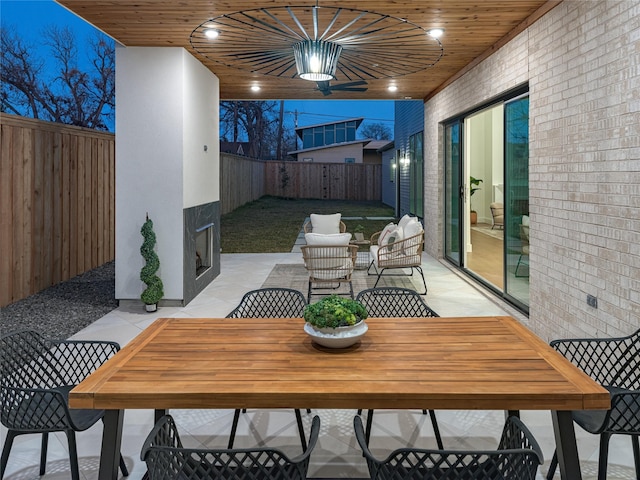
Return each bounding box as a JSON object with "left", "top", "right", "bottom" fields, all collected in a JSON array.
[
  {"left": 1, "top": 115, "right": 382, "bottom": 306},
  {"left": 1, "top": 115, "right": 115, "bottom": 307},
  {"left": 265, "top": 161, "right": 381, "bottom": 201}
]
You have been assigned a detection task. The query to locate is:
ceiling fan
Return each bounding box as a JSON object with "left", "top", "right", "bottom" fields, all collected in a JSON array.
[{"left": 315, "top": 80, "right": 368, "bottom": 96}]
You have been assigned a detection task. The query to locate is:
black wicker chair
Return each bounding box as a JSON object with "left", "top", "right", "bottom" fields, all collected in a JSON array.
[
  {"left": 226, "top": 288, "right": 310, "bottom": 450},
  {"left": 355, "top": 415, "right": 543, "bottom": 480},
  {"left": 141, "top": 414, "right": 320, "bottom": 480},
  {"left": 546, "top": 328, "right": 640, "bottom": 480},
  {"left": 354, "top": 287, "right": 443, "bottom": 449},
  {"left": 0, "top": 330, "right": 129, "bottom": 480}
]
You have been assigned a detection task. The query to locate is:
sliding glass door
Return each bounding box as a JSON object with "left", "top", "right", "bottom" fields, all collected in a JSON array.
[
  {"left": 443, "top": 89, "right": 529, "bottom": 312},
  {"left": 504, "top": 95, "right": 529, "bottom": 307},
  {"left": 444, "top": 122, "right": 462, "bottom": 266}
]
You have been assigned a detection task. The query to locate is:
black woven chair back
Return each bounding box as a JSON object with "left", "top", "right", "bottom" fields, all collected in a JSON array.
[
  {"left": 355, "top": 415, "right": 542, "bottom": 480},
  {"left": 355, "top": 287, "right": 438, "bottom": 318},
  {"left": 550, "top": 329, "right": 640, "bottom": 390},
  {"left": 226, "top": 288, "right": 307, "bottom": 318},
  {"left": 1, "top": 330, "right": 126, "bottom": 480},
  {"left": 142, "top": 414, "right": 321, "bottom": 480}
]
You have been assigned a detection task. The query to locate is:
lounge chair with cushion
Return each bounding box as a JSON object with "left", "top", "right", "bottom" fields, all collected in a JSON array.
[{"left": 368, "top": 215, "right": 427, "bottom": 295}]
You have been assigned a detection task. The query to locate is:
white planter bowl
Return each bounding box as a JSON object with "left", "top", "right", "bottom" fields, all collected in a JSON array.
[{"left": 304, "top": 321, "right": 368, "bottom": 348}]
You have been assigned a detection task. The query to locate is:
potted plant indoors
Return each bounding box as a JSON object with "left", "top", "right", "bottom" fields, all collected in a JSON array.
[
  {"left": 469, "top": 176, "right": 483, "bottom": 224},
  {"left": 140, "top": 215, "right": 164, "bottom": 312},
  {"left": 303, "top": 295, "right": 369, "bottom": 348}
]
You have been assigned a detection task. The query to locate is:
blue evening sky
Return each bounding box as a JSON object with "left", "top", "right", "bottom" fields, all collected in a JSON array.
[{"left": 1, "top": 0, "right": 395, "bottom": 133}]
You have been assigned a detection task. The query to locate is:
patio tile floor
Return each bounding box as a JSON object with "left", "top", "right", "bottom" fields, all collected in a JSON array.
[{"left": 2, "top": 252, "right": 635, "bottom": 479}]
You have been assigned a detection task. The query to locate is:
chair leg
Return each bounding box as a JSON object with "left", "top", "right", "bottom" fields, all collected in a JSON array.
[
  {"left": 65, "top": 430, "right": 80, "bottom": 480},
  {"left": 428, "top": 410, "right": 444, "bottom": 450},
  {"left": 307, "top": 280, "right": 312, "bottom": 303},
  {"left": 39, "top": 432, "right": 49, "bottom": 475},
  {"left": 228, "top": 408, "right": 241, "bottom": 449},
  {"left": 414, "top": 266, "right": 427, "bottom": 295},
  {"left": 119, "top": 452, "right": 129, "bottom": 477},
  {"left": 294, "top": 409, "right": 308, "bottom": 452},
  {"left": 348, "top": 280, "right": 354, "bottom": 299},
  {"left": 546, "top": 450, "right": 558, "bottom": 479},
  {"left": 632, "top": 435, "right": 640, "bottom": 479},
  {"left": 1, "top": 429, "right": 17, "bottom": 479},
  {"left": 597, "top": 433, "right": 611, "bottom": 480}
]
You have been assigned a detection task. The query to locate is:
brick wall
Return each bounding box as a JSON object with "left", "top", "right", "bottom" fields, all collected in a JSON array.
[{"left": 424, "top": 0, "right": 640, "bottom": 340}]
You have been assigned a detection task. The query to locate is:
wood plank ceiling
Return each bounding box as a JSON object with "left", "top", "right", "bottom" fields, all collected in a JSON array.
[{"left": 56, "top": 1, "right": 558, "bottom": 101}]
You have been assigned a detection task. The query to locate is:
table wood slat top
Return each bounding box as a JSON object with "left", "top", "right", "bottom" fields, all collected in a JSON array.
[{"left": 69, "top": 316, "right": 610, "bottom": 412}]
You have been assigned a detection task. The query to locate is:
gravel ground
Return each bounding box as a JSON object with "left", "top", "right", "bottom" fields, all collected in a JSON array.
[{"left": 1, "top": 262, "right": 117, "bottom": 340}]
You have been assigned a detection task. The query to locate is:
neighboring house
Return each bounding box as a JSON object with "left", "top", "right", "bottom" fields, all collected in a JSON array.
[
  {"left": 394, "top": 101, "right": 425, "bottom": 218},
  {"left": 379, "top": 140, "right": 396, "bottom": 212},
  {"left": 288, "top": 117, "right": 384, "bottom": 164},
  {"left": 220, "top": 141, "right": 253, "bottom": 157}
]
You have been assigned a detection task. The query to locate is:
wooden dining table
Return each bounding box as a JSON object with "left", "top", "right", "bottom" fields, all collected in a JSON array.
[{"left": 70, "top": 315, "right": 610, "bottom": 480}]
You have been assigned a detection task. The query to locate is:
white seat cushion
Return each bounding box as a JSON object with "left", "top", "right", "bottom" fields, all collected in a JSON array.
[
  {"left": 305, "top": 232, "right": 351, "bottom": 245},
  {"left": 310, "top": 213, "right": 342, "bottom": 234}
]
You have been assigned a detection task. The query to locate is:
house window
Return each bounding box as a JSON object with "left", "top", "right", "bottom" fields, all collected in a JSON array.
[
  {"left": 302, "top": 157, "right": 313, "bottom": 162},
  {"left": 345, "top": 158, "right": 355, "bottom": 163}
]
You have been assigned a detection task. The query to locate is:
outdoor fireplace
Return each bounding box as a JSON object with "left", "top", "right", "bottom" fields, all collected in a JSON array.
[
  {"left": 184, "top": 202, "right": 220, "bottom": 305},
  {"left": 195, "top": 223, "right": 213, "bottom": 277}
]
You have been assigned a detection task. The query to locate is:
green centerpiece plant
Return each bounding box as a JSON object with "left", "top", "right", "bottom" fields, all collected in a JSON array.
[{"left": 303, "top": 295, "right": 368, "bottom": 329}]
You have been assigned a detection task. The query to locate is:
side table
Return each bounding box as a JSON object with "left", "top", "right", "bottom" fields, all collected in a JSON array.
[{"left": 350, "top": 239, "right": 371, "bottom": 269}]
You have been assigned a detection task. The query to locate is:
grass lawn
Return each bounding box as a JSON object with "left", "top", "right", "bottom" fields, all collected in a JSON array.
[{"left": 221, "top": 196, "right": 395, "bottom": 253}]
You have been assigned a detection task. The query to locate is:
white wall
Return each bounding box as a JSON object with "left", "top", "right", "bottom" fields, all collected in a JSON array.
[
  {"left": 182, "top": 52, "right": 219, "bottom": 208},
  {"left": 115, "top": 46, "right": 219, "bottom": 303}
]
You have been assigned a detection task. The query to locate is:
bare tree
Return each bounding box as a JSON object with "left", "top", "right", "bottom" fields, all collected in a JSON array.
[
  {"left": 220, "top": 101, "right": 295, "bottom": 159},
  {"left": 1, "top": 25, "right": 114, "bottom": 130},
  {"left": 359, "top": 122, "right": 393, "bottom": 140}
]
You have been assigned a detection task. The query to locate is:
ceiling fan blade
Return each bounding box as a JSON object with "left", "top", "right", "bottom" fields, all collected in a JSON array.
[
  {"left": 333, "top": 80, "right": 368, "bottom": 88},
  {"left": 330, "top": 85, "right": 368, "bottom": 92}
]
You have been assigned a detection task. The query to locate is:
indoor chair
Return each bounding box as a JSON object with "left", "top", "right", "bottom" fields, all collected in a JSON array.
[
  {"left": 490, "top": 202, "right": 504, "bottom": 229},
  {"left": 355, "top": 415, "right": 542, "bottom": 480},
  {"left": 546, "top": 328, "right": 640, "bottom": 480},
  {"left": 0, "top": 330, "right": 129, "bottom": 480},
  {"left": 226, "top": 288, "right": 310, "bottom": 450},
  {"left": 141, "top": 414, "right": 320, "bottom": 480},
  {"left": 354, "top": 287, "right": 442, "bottom": 449}
]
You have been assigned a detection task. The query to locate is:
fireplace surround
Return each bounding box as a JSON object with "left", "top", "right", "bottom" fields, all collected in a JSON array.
[{"left": 183, "top": 202, "right": 220, "bottom": 305}]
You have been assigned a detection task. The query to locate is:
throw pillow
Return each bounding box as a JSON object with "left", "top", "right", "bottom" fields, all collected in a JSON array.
[
  {"left": 305, "top": 232, "right": 352, "bottom": 245},
  {"left": 378, "top": 222, "right": 397, "bottom": 246},
  {"left": 310, "top": 213, "right": 341, "bottom": 234},
  {"left": 398, "top": 214, "right": 414, "bottom": 232},
  {"left": 402, "top": 218, "right": 423, "bottom": 239},
  {"left": 385, "top": 226, "right": 404, "bottom": 252}
]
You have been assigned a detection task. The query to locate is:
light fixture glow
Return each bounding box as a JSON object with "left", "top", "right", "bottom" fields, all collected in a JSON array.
[
  {"left": 427, "top": 28, "right": 445, "bottom": 38},
  {"left": 204, "top": 28, "right": 219, "bottom": 39},
  {"left": 293, "top": 40, "right": 343, "bottom": 81},
  {"left": 388, "top": 85, "right": 398, "bottom": 92},
  {"left": 250, "top": 85, "right": 261, "bottom": 92}
]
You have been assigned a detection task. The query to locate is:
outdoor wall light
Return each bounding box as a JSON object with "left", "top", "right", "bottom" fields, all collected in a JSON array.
[{"left": 401, "top": 157, "right": 410, "bottom": 166}]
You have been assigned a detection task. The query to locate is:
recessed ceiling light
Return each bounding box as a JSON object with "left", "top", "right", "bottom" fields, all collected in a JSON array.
[
  {"left": 250, "top": 85, "right": 261, "bottom": 92},
  {"left": 388, "top": 85, "right": 398, "bottom": 92},
  {"left": 427, "top": 28, "right": 445, "bottom": 38},
  {"left": 204, "top": 28, "right": 219, "bottom": 39}
]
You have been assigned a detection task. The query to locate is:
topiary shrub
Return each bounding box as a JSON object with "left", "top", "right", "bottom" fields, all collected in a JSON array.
[{"left": 140, "top": 215, "right": 164, "bottom": 306}]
